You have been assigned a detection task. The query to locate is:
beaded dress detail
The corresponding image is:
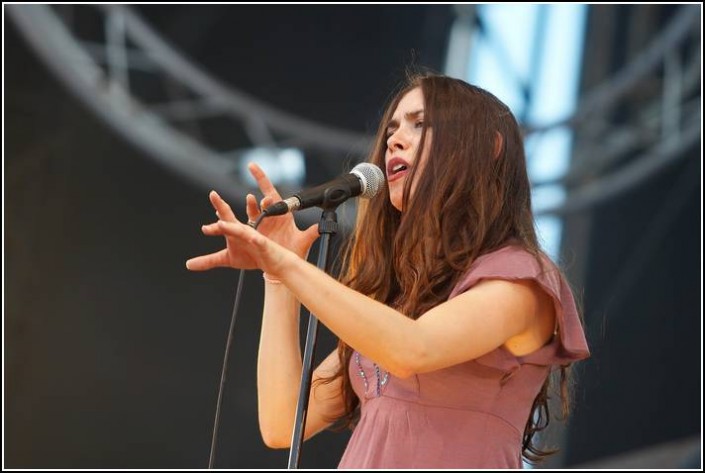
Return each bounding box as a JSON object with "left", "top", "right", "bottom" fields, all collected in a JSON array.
[{"left": 354, "top": 351, "right": 389, "bottom": 397}]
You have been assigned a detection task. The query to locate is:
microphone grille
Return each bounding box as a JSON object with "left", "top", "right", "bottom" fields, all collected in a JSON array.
[{"left": 351, "top": 163, "right": 386, "bottom": 199}]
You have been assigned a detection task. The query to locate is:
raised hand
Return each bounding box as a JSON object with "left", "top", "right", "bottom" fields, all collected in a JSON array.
[
  {"left": 186, "top": 205, "right": 296, "bottom": 278},
  {"left": 245, "top": 163, "right": 319, "bottom": 260},
  {"left": 185, "top": 163, "right": 318, "bottom": 273}
]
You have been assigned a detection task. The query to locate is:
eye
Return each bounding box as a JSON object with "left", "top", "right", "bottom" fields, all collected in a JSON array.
[{"left": 415, "top": 120, "right": 424, "bottom": 129}]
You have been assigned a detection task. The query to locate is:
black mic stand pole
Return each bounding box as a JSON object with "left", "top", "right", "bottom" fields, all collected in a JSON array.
[{"left": 287, "top": 188, "right": 348, "bottom": 468}]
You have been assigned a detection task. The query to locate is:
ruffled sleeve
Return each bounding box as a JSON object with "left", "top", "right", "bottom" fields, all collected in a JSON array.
[{"left": 449, "top": 245, "right": 590, "bottom": 372}]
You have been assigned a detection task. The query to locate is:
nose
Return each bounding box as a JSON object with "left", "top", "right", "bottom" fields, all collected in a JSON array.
[{"left": 386, "top": 128, "right": 408, "bottom": 152}]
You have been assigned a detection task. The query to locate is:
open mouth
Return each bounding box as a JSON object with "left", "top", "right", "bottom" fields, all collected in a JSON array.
[{"left": 387, "top": 158, "right": 410, "bottom": 182}]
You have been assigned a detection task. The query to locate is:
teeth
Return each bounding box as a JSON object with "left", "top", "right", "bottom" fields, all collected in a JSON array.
[{"left": 392, "top": 164, "right": 407, "bottom": 173}]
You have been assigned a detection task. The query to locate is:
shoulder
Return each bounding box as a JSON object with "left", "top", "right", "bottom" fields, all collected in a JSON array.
[
  {"left": 450, "top": 243, "right": 555, "bottom": 299},
  {"left": 449, "top": 242, "right": 590, "bottom": 363}
]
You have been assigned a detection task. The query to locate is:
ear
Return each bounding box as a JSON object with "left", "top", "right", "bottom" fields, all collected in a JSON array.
[{"left": 493, "top": 131, "right": 504, "bottom": 160}]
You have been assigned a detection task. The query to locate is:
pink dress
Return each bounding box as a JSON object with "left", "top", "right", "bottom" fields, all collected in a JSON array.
[{"left": 338, "top": 245, "right": 590, "bottom": 468}]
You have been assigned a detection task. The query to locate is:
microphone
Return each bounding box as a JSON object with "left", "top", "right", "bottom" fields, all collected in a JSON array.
[{"left": 262, "top": 163, "right": 385, "bottom": 216}]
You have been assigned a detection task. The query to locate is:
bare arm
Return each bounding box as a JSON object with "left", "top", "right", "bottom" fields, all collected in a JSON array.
[
  {"left": 187, "top": 165, "right": 344, "bottom": 448},
  {"left": 280, "top": 255, "right": 553, "bottom": 378},
  {"left": 256, "top": 281, "right": 345, "bottom": 448},
  {"left": 194, "top": 220, "right": 555, "bottom": 379}
]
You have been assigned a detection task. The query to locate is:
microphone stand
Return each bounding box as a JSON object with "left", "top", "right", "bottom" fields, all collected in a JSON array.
[{"left": 287, "top": 189, "right": 347, "bottom": 469}]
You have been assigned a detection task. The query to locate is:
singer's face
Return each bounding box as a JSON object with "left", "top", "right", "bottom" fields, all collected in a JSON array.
[{"left": 385, "top": 87, "right": 432, "bottom": 211}]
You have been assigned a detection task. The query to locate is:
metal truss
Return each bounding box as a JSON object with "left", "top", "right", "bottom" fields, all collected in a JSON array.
[
  {"left": 527, "top": 5, "right": 701, "bottom": 216},
  {"left": 7, "top": 4, "right": 372, "bottom": 211},
  {"left": 8, "top": 4, "right": 702, "bottom": 219},
  {"left": 447, "top": 4, "right": 700, "bottom": 217}
]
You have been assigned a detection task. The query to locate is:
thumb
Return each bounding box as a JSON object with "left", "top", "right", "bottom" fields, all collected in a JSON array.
[{"left": 303, "top": 224, "right": 320, "bottom": 247}]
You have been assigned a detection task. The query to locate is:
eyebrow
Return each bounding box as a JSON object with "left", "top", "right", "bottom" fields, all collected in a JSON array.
[{"left": 385, "top": 109, "right": 425, "bottom": 132}]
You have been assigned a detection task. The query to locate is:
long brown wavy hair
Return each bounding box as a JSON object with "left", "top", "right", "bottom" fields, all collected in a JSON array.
[{"left": 322, "top": 73, "right": 573, "bottom": 464}]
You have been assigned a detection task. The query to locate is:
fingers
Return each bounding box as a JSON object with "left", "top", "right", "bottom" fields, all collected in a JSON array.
[
  {"left": 186, "top": 249, "right": 229, "bottom": 271},
  {"left": 192, "top": 219, "right": 286, "bottom": 274},
  {"left": 216, "top": 220, "right": 269, "bottom": 248},
  {"left": 202, "top": 217, "right": 256, "bottom": 238},
  {"left": 209, "top": 191, "right": 237, "bottom": 222},
  {"left": 261, "top": 196, "right": 274, "bottom": 210},
  {"left": 201, "top": 221, "right": 224, "bottom": 235},
  {"left": 247, "top": 194, "right": 276, "bottom": 221},
  {"left": 246, "top": 193, "right": 260, "bottom": 222},
  {"left": 248, "top": 162, "right": 282, "bottom": 200},
  {"left": 246, "top": 193, "right": 279, "bottom": 226},
  {"left": 217, "top": 219, "right": 255, "bottom": 238}
]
